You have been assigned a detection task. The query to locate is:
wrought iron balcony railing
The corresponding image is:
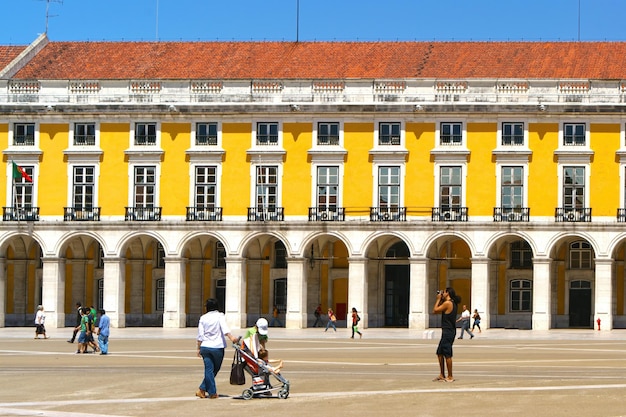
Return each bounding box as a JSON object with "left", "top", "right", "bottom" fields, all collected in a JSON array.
[
  {"left": 247, "top": 207, "right": 284, "bottom": 221},
  {"left": 125, "top": 206, "right": 162, "bottom": 221},
  {"left": 186, "top": 206, "right": 223, "bottom": 221},
  {"left": 3, "top": 206, "right": 39, "bottom": 221},
  {"left": 369, "top": 206, "right": 406, "bottom": 222},
  {"left": 555, "top": 207, "right": 591, "bottom": 222},
  {"left": 431, "top": 207, "right": 469, "bottom": 222},
  {"left": 308, "top": 207, "right": 345, "bottom": 221},
  {"left": 64, "top": 207, "right": 101, "bottom": 221},
  {"left": 493, "top": 207, "right": 530, "bottom": 222}
]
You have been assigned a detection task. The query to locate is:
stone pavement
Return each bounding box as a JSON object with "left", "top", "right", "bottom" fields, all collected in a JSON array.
[{"left": 1, "top": 327, "right": 626, "bottom": 417}]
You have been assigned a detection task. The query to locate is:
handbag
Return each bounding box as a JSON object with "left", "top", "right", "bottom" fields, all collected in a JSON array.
[
  {"left": 330, "top": 314, "right": 336, "bottom": 322},
  {"left": 229, "top": 350, "right": 246, "bottom": 385}
]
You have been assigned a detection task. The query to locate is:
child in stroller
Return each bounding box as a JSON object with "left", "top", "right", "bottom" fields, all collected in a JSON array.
[{"left": 234, "top": 338, "right": 290, "bottom": 400}]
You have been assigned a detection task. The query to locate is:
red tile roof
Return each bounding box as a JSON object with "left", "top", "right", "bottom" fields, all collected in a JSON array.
[
  {"left": 8, "top": 41, "right": 626, "bottom": 80},
  {"left": 0, "top": 45, "right": 27, "bottom": 71}
]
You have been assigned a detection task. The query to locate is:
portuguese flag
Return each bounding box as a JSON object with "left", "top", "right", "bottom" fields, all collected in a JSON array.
[{"left": 12, "top": 161, "right": 33, "bottom": 183}]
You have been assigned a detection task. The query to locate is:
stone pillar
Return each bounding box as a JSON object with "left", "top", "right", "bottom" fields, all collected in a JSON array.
[
  {"left": 41, "top": 257, "right": 65, "bottom": 328},
  {"left": 225, "top": 257, "right": 246, "bottom": 329},
  {"left": 348, "top": 257, "right": 368, "bottom": 328},
  {"left": 471, "top": 257, "right": 490, "bottom": 329},
  {"left": 285, "top": 258, "right": 307, "bottom": 329},
  {"left": 0, "top": 258, "right": 5, "bottom": 327},
  {"left": 594, "top": 258, "right": 613, "bottom": 331},
  {"left": 163, "top": 256, "right": 186, "bottom": 328},
  {"left": 408, "top": 257, "right": 429, "bottom": 329},
  {"left": 532, "top": 257, "right": 552, "bottom": 330},
  {"left": 103, "top": 257, "right": 125, "bottom": 328}
]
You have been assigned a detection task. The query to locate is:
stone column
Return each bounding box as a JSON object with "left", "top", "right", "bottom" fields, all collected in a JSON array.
[
  {"left": 594, "top": 258, "right": 613, "bottom": 331},
  {"left": 0, "top": 258, "right": 5, "bottom": 327},
  {"left": 408, "top": 257, "right": 429, "bottom": 329},
  {"left": 471, "top": 257, "right": 490, "bottom": 329},
  {"left": 163, "top": 256, "right": 186, "bottom": 328},
  {"left": 348, "top": 257, "right": 368, "bottom": 328},
  {"left": 532, "top": 257, "right": 552, "bottom": 330},
  {"left": 225, "top": 257, "right": 246, "bottom": 329},
  {"left": 41, "top": 257, "right": 65, "bottom": 328},
  {"left": 285, "top": 258, "right": 307, "bottom": 329},
  {"left": 103, "top": 257, "right": 125, "bottom": 328}
]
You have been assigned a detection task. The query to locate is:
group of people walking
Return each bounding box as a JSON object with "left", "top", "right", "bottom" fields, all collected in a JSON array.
[{"left": 65, "top": 302, "right": 110, "bottom": 355}]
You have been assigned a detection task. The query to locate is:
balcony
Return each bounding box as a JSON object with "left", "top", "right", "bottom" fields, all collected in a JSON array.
[
  {"left": 64, "top": 207, "right": 101, "bottom": 221},
  {"left": 555, "top": 207, "right": 592, "bottom": 222},
  {"left": 617, "top": 209, "right": 626, "bottom": 222},
  {"left": 247, "top": 207, "right": 284, "bottom": 221},
  {"left": 370, "top": 206, "right": 406, "bottom": 222},
  {"left": 186, "top": 206, "right": 223, "bottom": 221},
  {"left": 3, "top": 206, "right": 40, "bottom": 221},
  {"left": 493, "top": 207, "right": 530, "bottom": 222},
  {"left": 308, "top": 207, "right": 345, "bottom": 221},
  {"left": 125, "top": 206, "right": 162, "bottom": 221},
  {"left": 431, "top": 207, "right": 468, "bottom": 222}
]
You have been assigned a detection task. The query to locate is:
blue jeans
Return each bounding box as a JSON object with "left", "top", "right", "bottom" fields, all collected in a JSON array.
[
  {"left": 325, "top": 319, "right": 336, "bottom": 331},
  {"left": 199, "top": 347, "right": 224, "bottom": 395},
  {"left": 98, "top": 334, "right": 109, "bottom": 354},
  {"left": 459, "top": 320, "right": 474, "bottom": 338}
]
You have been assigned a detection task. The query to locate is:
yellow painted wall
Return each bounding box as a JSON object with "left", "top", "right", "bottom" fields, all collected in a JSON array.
[
  {"left": 160, "top": 123, "right": 189, "bottom": 215},
  {"left": 100, "top": 123, "right": 130, "bottom": 215},
  {"left": 283, "top": 123, "right": 312, "bottom": 215},
  {"left": 467, "top": 123, "right": 497, "bottom": 216},
  {"left": 343, "top": 123, "right": 373, "bottom": 216},
  {"left": 222, "top": 123, "right": 251, "bottom": 215},
  {"left": 39, "top": 124, "right": 68, "bottom": 215},
  {"left": 528, "top": 123, "right": 559, "bottom": 216},
  {"left": 590, "top": 124, "right": 620, "bottom": 216},
  {"left": 406, "top": 122, "right": 435, "bottom": 215}
]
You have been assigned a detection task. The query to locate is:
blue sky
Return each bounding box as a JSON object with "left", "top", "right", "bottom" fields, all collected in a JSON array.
[{"left": 1, "top": 0, "right": 625, "bottom": 44}]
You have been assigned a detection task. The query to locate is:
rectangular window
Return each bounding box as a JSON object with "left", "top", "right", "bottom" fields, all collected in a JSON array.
[
  {"left": 156, "top": 278, "right": 165, "bottom": 311},
  {"left": 196, "top": 122, "right": 218, "bottom": 146},
  {"left": 510, "top": 279, "right": 532, "bottom": 312},
  {"left": 273, "top": 277, "right": 287, "bottom": 314},
  {"left": 570, "top": 242, "right": 592, "bottom": 269},
  {"left": 14, "top": 123, "right": 35, "bottom": 146},
  {"left": 73, "top": 166, "right": 95, "bottom": 208},
  {"left": 563, "top": 166, "right": 585, "bottom": 209},
  {"left": 378, "top": 166, "right": 400, "bottom": 208},
  {"left": 378, "top": 122, "right": 401, "bottom": 145},
  {"left": 195, "top": 166, "right": 217, "bottom": 208},
  {"left": 12, "top": 165, "right": 34, "bottom": 207},
  {"left": 501, "top": 166, "right": 523, "bottom": 209},
  {"left": 74, "top": 123, "right": 96, "bottom": 146},
  {"left": 134, "top": 166, "right": 156, "bottom": 207},
  {"left": 563, "top": 123, "right": 586, "bottom": 146},
  {"left": 510, "top": 240, "right": 533, "bottom": 269},
  {"left": 134, "top": 123, "right": 157, "bottom": 145},
  {"left": 502, "top": 122, "right": 524, "bottom": 146},
  {"left": 316, "top": 166, "right": 339, "bottom": 209},
  {"left": 440, "top": 166, "right": 462, "bottom": 209},
  {"left": 256, "top": 122, "right": 279, "bottom": 145},
  {"left": 256, "top": 166, "right": 278, "bottom": 209},
  {"left": 317, "top": 122, "right": 339, "bottom": 145},
  {"left": 440, "top": 122, "right": 462, "bottom": 146}
]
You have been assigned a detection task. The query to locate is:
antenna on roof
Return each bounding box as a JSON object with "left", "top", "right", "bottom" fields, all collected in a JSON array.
[
  {"left": 577, "top": 0, "right": 581, "bottom": 41},
  {"left": 296, "top": 0, "right": 300, "bottom": 42},
  {"left": 38, "top": 0, "right": 63, "bottom": 35}
]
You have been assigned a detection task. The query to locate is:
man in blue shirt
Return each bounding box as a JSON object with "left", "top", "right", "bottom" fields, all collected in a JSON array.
[{"left": 96, "top": 309, "right": 110, "bottom": 355}]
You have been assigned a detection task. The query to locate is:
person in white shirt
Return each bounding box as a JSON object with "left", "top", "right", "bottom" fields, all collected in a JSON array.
[
  {"left": 456, "top": 305, "right": 474, "bottom": 339},
  {"left": 195, "top": 298, "right": 239, "bottom": 399},
  {"left": 34, "top": 305, "right": 48, "bottom": 339}
]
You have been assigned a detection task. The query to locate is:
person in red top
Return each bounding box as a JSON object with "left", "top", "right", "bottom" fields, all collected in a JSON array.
[{"left": 350, "top": 307, "right": 362, "bottom": 339}]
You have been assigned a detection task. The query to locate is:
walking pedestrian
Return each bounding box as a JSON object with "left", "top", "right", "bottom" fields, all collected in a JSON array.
[
  {"left": 456, "top": 305, "right": 474, "bottom": 339},
  {"left": 313, "top": 304, "right": 323, "bottom": 327},
  {"left": 350, "top": 307, "right": 362, "bottom": 339},
  {"left": 269, "top": 305, "right": 283, "bottom": 327},
  {"left": 67, "top": 302, "right": 82, "bottom": 343},
  {"left": 34, "top": 305, "right": 48, "bottom": 339},
  {"left": 325, "top": 308, "right": 337, "bottom": 332},
  {"left": 96, "top": 309, "right": 110, "bottom": 355},
  {"left": 472, "top": 309, "right": 482, "bottom": 333}
]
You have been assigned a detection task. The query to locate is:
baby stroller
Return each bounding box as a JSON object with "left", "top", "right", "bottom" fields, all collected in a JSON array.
[{"left": 233, "top": 338, "right": 290, "bottom": 400}]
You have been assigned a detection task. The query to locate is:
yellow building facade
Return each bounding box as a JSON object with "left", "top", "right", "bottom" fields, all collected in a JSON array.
[{"left": 1, "top": 36, "right": 626, "bottom": 331}]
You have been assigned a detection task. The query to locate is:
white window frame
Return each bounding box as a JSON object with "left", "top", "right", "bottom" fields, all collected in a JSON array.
[
  {"left": 434, "top": 162, "right": 466, "bottom": 209},
  {"left": 131, "top": 121, "right": 161, "bottom": 148},
  {"left": 128, "top": 163, "right": 161, "bottom": 207},
  {"left": 250, "top": 164, "right": 283, "bottom": 208},
  {"left": 495, "top": 163, "right": 528, "bottom": 209},
  {"left": 252, "top": 121, "right": 282, "bottom": 147},
  {"left": 191, "top": 121, "right": 221, "bottom": 147},
  {"left": 375, "top": 120, "right": 404, "bottom": 147},
  {"left": 498, "top": 121, "right": 528, "bottom": 148},
  {"left": 5, "top": 162, "right": 37, "bottom": 208},
  {"left": 69, "top": 121, "right": 100, "bottom": 148},
  {"left": 372, "top": 163, "right": 405, "bottom": 208},
  {"left": 67, "top": 163, "right": 100, "bottom": 208},
  {"left": 9, "top": 122, "right": 40, "bottom": 148},
  {"left": 189, "top": 163, "right": 221, "bottom": 208},
  {"left": 559, "top": 121, "right": 589, "bottom": 149},
  {"left": 313, "top": 120, "right": 343, "bottom": 147},
  {"left": 436, "top": 121, "right": 466, "bottom": 147},
  {"left": 558, "top": 163, "right": 590, "bottom": 209},
  {"left": 311, "top": 164, "right": 343, "bottom": 209}
]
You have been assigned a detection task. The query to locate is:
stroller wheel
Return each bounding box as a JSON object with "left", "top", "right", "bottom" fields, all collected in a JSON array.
[
  {"left": 242, "top": 389, "right": 254, "bottom": 400},
  {"left": 278, "top": 388, "right": 289, "bottom": 399}
]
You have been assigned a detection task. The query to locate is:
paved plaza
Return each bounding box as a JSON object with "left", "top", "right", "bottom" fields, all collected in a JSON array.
[{"left": 1, "top": 326, "right": 626, "bottom": 417}]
